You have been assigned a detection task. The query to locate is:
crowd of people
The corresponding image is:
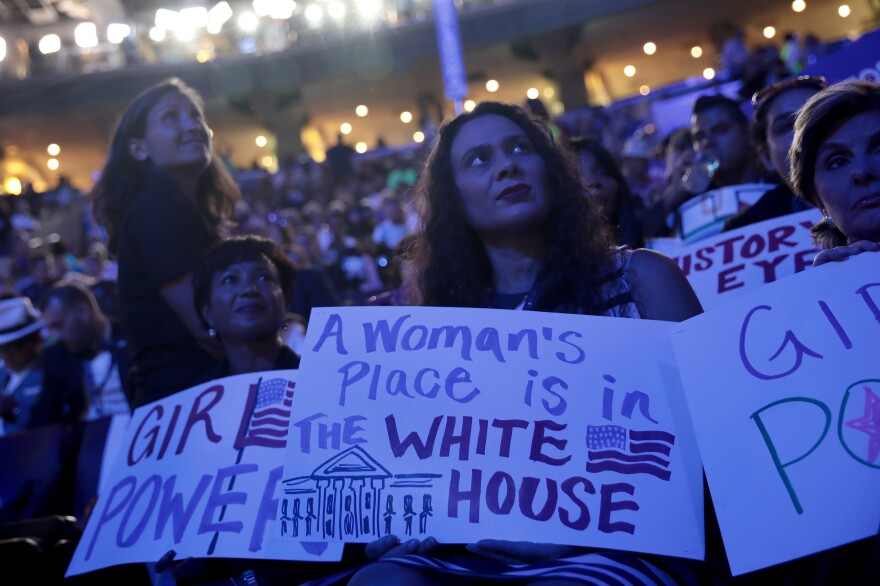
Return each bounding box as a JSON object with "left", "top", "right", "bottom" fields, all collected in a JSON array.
[{"left": 1, "top": 21, "right": 879, "bottom": 585}]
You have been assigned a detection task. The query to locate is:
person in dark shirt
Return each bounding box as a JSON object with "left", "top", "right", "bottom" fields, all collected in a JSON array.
[
  {"left": 193, "top": 236, "right": 300, "bottom": 379},
  {"left": 90, "top": 77, "right": 239, "bottom": 407},
  {"left": 722, "top": 76, "right": 826, "bottom": 231}
]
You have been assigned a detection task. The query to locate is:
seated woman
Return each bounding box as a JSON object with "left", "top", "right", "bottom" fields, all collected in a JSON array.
[
  {"left": 347, "top": 102, "right": 703, "bottom": 586},
  {"left": 789, "top": 79, "right": 880, "bottom": 265},
  {"left": 569, "top": 136, "right": 645, "bottom": 248},
  {"left": 158, "top": 236, "right": 302, "bottom": 584},
  {"left": 193, "top": 235, "right": 300, "bottom": 378}
]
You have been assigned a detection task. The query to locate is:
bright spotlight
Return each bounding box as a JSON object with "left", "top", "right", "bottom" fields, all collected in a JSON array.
[
  {"left": 639, "top": 85, "right": 650, "bottom": 96},
  {"left": 839, "top": 4, "right": 851, "bottom": 17},
  {"left": 107, "top": 23, "right": 131, "bottom": 44},
  {"left": 47, "top": 144, "right": 60, "bottom": 156},
  {"left": 356, "top": 105, "right": 369, "bottom": 117},
  {"left": 400, "top": 111, "right": 413, "bottom": 123},
  {"left": 527, "top": 87, "right": 539, "bottom": 99},
  {"left": 149, "top": 27, "right": 166, "bottom": 42},
  {"left": 703, "top": 67, "right": 716, "bottom": 80},
  {"left": 75, "top": 23, "right": 98, "bottom": 48},
  {"left": 763, "top": 26, "right": 776, "bottom": 39},
  {"left": 180, "top": 7, "right": 209, "bottom": 28},
  {"left": 691, "top": 46, "right": 703, "bottom": 58},
  {"left": 5, "top": 177, "right": 22, "bottom": 195},
  {"left": 328, "top": 1, "right": 347, "bottom": 22},
  {"left": 413, "top": 131, "right": 425, "bottom": 143},
  {"left": 48, "top": 158, "right": 59, "bottom": 171},
  {"left": 0, "top": 37, "right": 6, "bottom": 63},
  {"left": 357, "top": 0, "right": 383, "bottom": 20},
  {"left": 340, "top": 122, "right": 352, "bottom": 135},
  {"left": 254, "top": 0, "right": 295, "bottom": 19},
  {"left": 643, "top": 42, "right": 656, "bottom": 55},
  {"left": 38, "top": 34, "right": 61, "bottom": 54},
  {"left": 238, "top": 12, "right": 259, "bottom": 32},
  {"left": 253, "top": 0, "right": 273, "bottom": 17},
  {"left": 624, "top": 65, "right": 636, "bottom": 77},
  {"left": 486, "top": 79, "right": 499, "bottom": 92},
  {"left": 305, "top": 4, "right": 324, "bottom": 27},
  {"left": 792, "top": 0, "right": 806, "bottom": 12},
  {"left": 256, "top": 135, "right": 268, "bottom": 147},
  {"left": 355, "top": 142, "right": 368, "bottom": 154},
  {"left": 208, "top": 2, "right": 233, "bottom": 32},
  {"left": 463, "top": 100, "right": 476, "bottom": 112},
  {"left": 155, "top": 9, "right": 180, "bottom": 30}
]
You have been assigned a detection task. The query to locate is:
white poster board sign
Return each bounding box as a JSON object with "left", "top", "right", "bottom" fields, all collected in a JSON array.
[
  {"left": 67, "top": 371, "right": 343, "bottom": 578},
  {"left": 277, "top": 306, "right": 704, "bottom": 560},
  {"left": 649, "top": 209, "right": 821, "bottom": 310},
  {"left": 670, "top": 252, "right": 880, "bottom": 575},
  {"left": 678, "top": 183, "right": 772, "bottom": 242}
]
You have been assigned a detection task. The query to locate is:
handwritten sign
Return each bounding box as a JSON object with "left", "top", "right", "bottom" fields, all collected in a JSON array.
[
  {"left": 278, "top": 306, "right": 704, "bottom": 560},
  {"left": 648, "top": 209, "right": 822, "bottom": 310},
  {"left": 67, "top": 371, "right": 343, "bottom": 578},
  {"left": 670, "top": 252, "right": 880, "bottom": 575}
]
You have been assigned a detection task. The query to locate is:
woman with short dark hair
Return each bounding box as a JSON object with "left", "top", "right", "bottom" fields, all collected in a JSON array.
[
  {"left": 193, "top": 235, "right": 299, "bottom": 377},
  {"left": 789, "top": 79, "right": 880, "bottom": 263}
]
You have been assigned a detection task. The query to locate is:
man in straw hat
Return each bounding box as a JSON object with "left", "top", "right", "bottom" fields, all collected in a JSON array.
[{"left": 0, "top": 296, "right": 45, "bottom": 435}]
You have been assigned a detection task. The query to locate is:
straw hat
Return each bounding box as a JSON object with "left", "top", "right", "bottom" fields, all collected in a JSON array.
[{"left": 0, "top": 297, "right": 44, "bottom": 347}]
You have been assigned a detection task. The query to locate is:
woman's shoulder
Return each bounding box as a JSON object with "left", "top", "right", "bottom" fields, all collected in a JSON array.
[{"left": 625, "top": 248, "right": 703, "bottom": 322}]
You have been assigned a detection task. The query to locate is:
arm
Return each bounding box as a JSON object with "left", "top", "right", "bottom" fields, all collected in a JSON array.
[
  {"left": 627, "top": 248, "right": 703, "bottom": 321},
  {"left": 159, "top": 273, "right": 224, "bottom": 359}
]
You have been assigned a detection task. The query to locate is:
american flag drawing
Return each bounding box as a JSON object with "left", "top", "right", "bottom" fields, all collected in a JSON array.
[
  {"left": 585, "top": 424, "right": 675, "bottom": 481},
  {"left": 234, "top": 378, "right": 296, "bottom": 450}
]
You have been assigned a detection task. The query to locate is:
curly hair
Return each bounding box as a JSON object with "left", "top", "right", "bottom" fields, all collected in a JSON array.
[
  {"left": 90, "top": 78, "right": 239, "bottom": 253},
  {"left": 790, "top": 79, "right": 880, "bottom": 248},
  {"left": 413, "top": 101, "right": 617, "bottom": 314}
]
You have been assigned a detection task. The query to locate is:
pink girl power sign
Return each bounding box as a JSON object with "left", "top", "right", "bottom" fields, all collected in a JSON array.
[{"left": 277, "top": 306, "right": 704, "bottom": 560}]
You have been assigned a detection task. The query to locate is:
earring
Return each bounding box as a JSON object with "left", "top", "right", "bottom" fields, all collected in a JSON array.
[
  {"left": 208, "top": 327, "right": 217, "bottom": 338},
  {"left": 821, "top": 209, "right": 837, "bottom": 229}
]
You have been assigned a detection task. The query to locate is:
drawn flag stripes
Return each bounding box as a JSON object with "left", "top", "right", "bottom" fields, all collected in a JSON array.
[
  {"left": 234, "top": 378, "right": 296, "bottom": 450},
  {"left": 586, "top": 425, "right": 675, "bottom": 481}
]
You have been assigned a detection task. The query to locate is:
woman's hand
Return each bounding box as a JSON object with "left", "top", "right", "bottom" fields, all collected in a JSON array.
[
  {"left": 813, "top": 240, "right": 880, "bottom": 267},
  {"left": 364, "top": 534, "right": 439, "bottom": 560},
  {"left": 465, "top": 540, "right": 583, "bottom": 564}
]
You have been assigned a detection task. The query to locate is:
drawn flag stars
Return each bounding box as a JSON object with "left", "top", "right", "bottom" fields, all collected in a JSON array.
[
  {"left": 235, "top": 378, "right": 296, "bottom": 450},
  {"left": 844, "top": 384, "right": 880, "bottom": 464}
]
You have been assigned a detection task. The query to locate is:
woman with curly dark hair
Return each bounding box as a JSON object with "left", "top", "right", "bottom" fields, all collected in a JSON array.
[
  {"left": 90, "top": 77, "right": 239, "bottom": 406},
  {"left": 346, "top": 102, "right": 702, "bottom": 586},
  {"left": 413, "top": 101, "right": 698, "bottom": 321}
]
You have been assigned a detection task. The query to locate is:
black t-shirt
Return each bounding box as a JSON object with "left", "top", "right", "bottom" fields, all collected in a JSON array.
[{"left": 117, "top": 171, "right": 219, "bottom": 407}]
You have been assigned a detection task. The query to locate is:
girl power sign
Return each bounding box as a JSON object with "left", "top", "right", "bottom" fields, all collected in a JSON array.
[{"left": 278, "top": 306, "right": 704, "bottom": 560}]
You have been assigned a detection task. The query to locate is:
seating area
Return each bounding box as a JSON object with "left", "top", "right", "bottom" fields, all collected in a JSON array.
[{"left": 0, "top": 418, "right": 151, "bottom": 584}]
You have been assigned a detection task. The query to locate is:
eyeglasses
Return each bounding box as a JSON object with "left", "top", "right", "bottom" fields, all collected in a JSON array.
[{"left": 751, "top": 75, "right": 829, "bottom": 109}]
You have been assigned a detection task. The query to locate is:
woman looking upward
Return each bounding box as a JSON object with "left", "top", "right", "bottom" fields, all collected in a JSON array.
[{"left": 91, "top": 77, "right": 239, "bottom": 406}]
